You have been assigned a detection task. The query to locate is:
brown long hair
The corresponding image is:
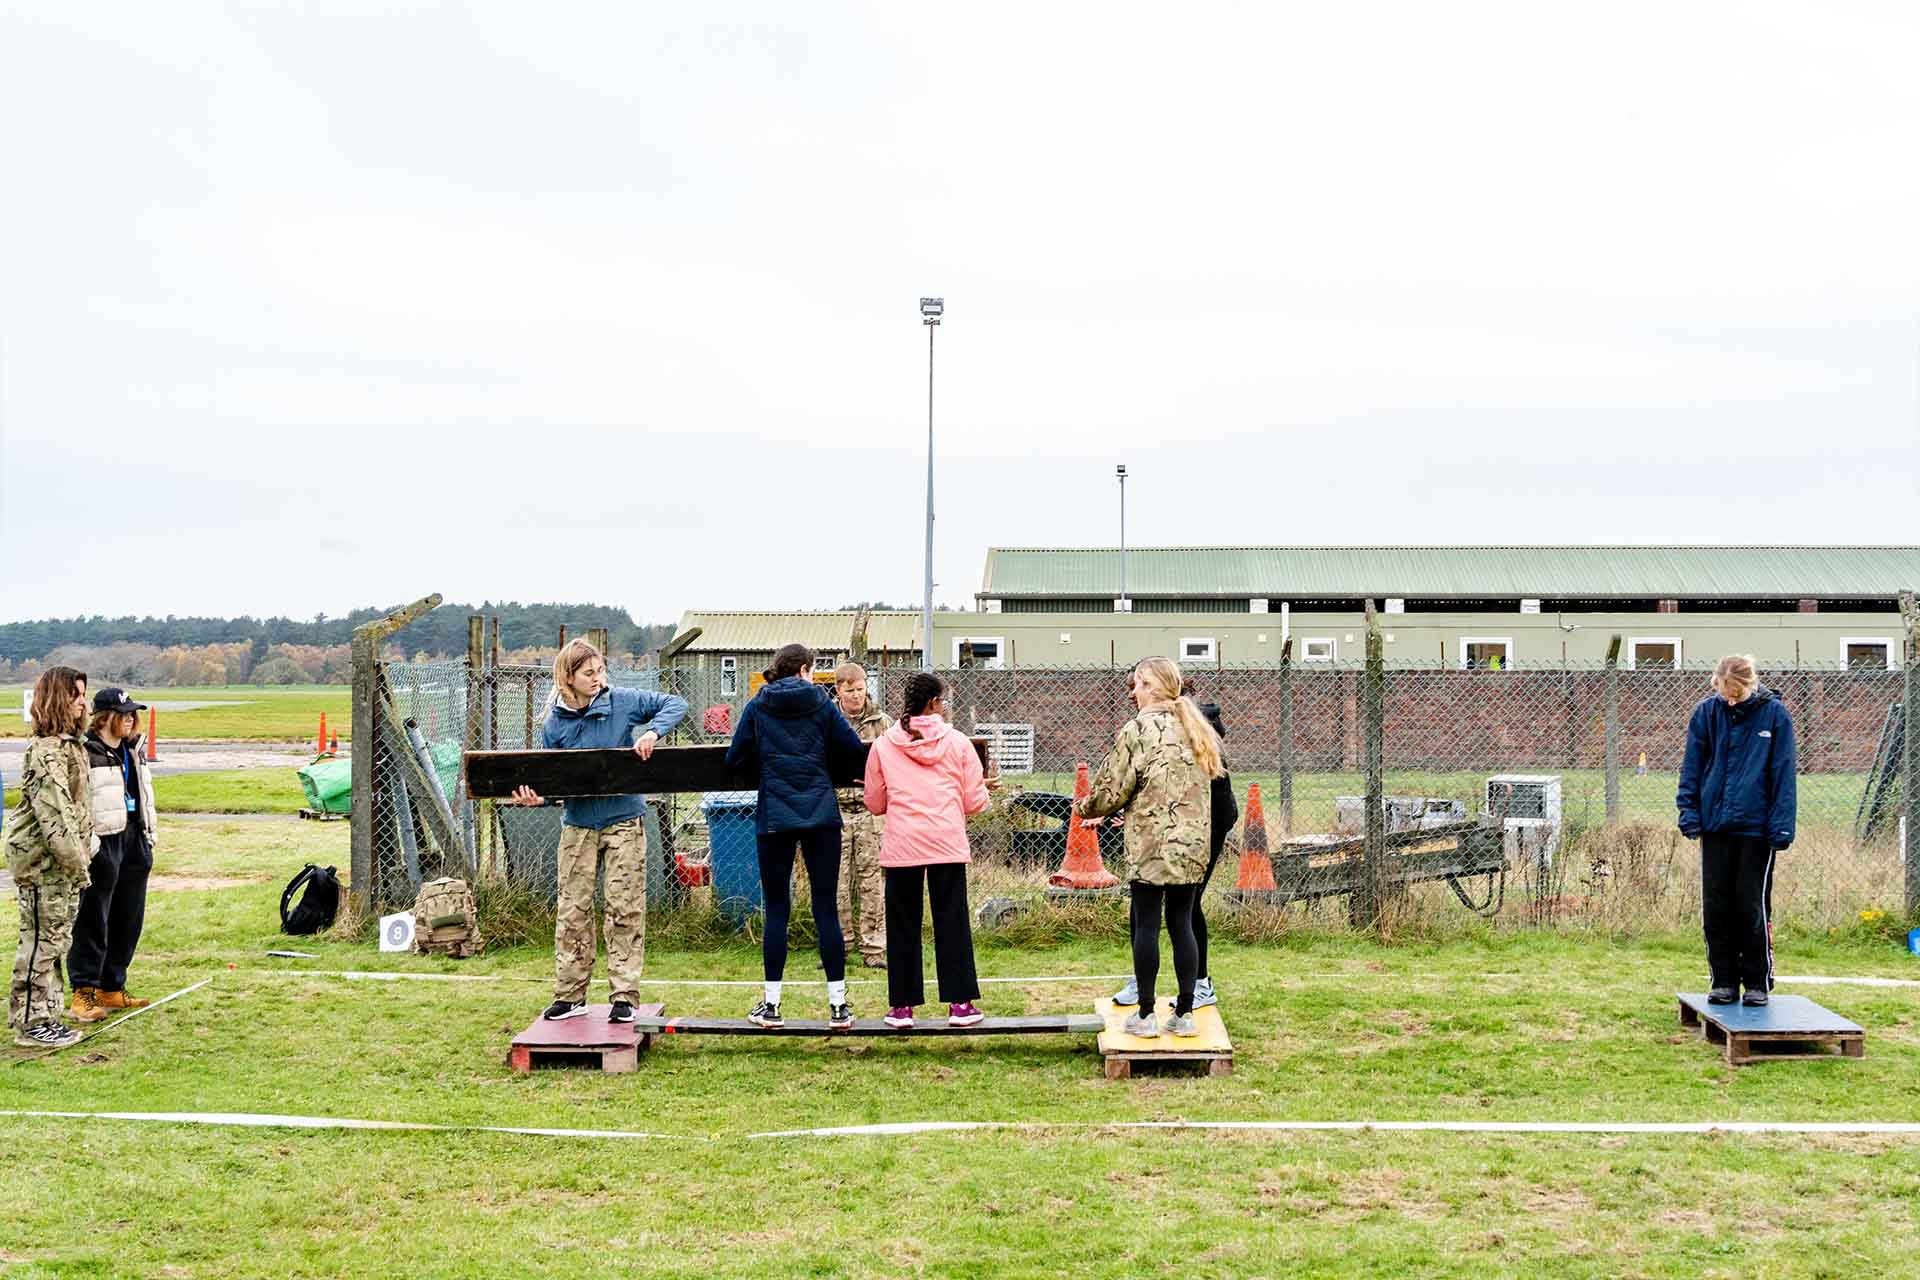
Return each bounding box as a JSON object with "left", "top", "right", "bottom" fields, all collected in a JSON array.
[
  {"left": 899, "top": 672, "right": 945, "bottom": 740},
  {"left": 1134, "top": 657, "right": 1224, "bottom": 778},
  {"left": 765, "top": 643, "right": 814, "bottom": 682},
  {"left": 30, "top": 666, "right": 87, "bottom": 738}
]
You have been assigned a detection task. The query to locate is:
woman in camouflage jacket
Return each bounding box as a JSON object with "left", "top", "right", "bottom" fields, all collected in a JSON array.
[
  {"left": 1075, "top": 656, "right": 1224, "bottom": 1038},
  {"left": 5, "top": 667, "right": 96, "bottom": 1049}
]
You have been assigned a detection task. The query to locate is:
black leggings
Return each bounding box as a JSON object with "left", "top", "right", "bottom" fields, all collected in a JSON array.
[
  {"left": 1130, "top": 881, "right": 1200, "bottom": 1017},
  {"left": 757, "top": 827, "right": 847, "bottom": 984},
  {"left": 1192, "top": 835, "right": 1227, "bottom": 981}
]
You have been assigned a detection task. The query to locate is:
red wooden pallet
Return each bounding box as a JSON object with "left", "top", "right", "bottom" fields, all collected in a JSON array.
[{"left": 509, "top": 1002, "right": 665, "bottom": 1074}]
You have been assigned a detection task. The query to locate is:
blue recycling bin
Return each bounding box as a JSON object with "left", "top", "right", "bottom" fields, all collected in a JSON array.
[{"left": 702, "top": 791, "right": 764, "bottom": 926}]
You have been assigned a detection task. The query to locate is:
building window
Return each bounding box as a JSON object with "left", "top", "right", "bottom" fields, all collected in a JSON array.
[
  {"left": 719, "top": 656, "right": 738, "bottom": 697},
  {"left": 952, "top": 637, "right": 1006, "bottom": 669},
  {"left": 1180, "top": 637, "right": 1217, "bottom": 663},
  {"left": 1460, "top": 637, "right": 1513, "bottom": 670},
  {"left": 1842, "top": 637, "right": 1894, "bottom": 670},
  {"left": 1628, "top": 637, "right": 1681, "bottom": 670},
  {"left": 1301, "top": 638, "right": 1336, "bottom": 662}
]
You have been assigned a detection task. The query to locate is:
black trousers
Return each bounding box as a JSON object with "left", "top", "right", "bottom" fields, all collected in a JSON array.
[
  {"left": 1192, "top": 832, "right": 1229, "bottom": 981},
  {"left": 67, "top": 828, "right": 153, "bottom": 992},
  {"left": 883, "top": 863, "right": 980, "bottom": 1008},
  {"left": 1131, "top": 881, "right": 1200, "bottom": 1017},
  {"left": 757, "top": 827, "right": 846, "bottom": 984},
  {"left": 1700, "top": 832, "right": 1775, "bottom": 991}
]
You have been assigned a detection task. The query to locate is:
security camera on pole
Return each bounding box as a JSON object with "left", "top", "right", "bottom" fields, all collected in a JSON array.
[{"left": 919, "top": 296, "right": 943, "bottom": 672}]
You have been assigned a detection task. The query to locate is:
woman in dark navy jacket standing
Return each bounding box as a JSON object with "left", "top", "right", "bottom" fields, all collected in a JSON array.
[
  {"left": 726, "top": 643, "right": 867, "bottom": 1030},
  {"left": 1676, "top": 654, "right": 1797, "bottom": 1007}
]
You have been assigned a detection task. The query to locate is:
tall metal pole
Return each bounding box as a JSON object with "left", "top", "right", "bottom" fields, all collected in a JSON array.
[
  {"left": 920, "top": 301, "right": 940, "bottom": 671},
  {"left": 1117, "top": 464, "right": 1128, "bottom": 612}
]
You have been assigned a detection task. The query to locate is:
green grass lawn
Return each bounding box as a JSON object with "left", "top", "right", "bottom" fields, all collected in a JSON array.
[
  {"left": 2, "top": 818, "right": 1918, "bottom": 1276},
  {"left": 6, "top": 768, "right": 313, "bottom": 816},
  {"left": 0, "top": 684, "right": 351, "bottom": 742}
]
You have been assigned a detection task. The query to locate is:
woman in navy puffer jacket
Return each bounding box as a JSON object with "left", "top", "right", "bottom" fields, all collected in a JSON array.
[{"left": 726, "top": 643, "right": 867, "bottom": 1030}]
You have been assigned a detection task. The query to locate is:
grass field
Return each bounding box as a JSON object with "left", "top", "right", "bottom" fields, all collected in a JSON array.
[
  {"left": 0, "top": 684, "right": 351, "bottom": 742},
  {"left": 2, "top": 819, "right": 1918, "bottom": 1275},
  {"left": 5, "top": 768, "right": 313, "bottom": 816}
]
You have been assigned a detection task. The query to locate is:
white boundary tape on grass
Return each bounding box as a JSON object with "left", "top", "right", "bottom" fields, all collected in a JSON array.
[
  {"left": 0, "top": 1110, "right": 701, "bottom": 1140},
  {"left": 249, "top": 970, "right": 1132, "bottom": 987},
  {"left": 1776, "top": 974, "right": 1920, "bottom": 989},
  {"left": 4, "top": 1110, "right": 1918, "bottom": 1142}
]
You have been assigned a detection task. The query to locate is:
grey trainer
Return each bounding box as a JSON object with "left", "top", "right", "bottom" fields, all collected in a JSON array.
[
  {"left": 1112, "top": 977, "right": 1140, "bottom": 1007},
  {"left": 1123, "top": 1011, "right": 1159, "bottom": 1038},
  {"left": 1163, "top": 1010, "right": 1198, "bottom": 1037},
  {"left": 1191, "top": 977, "right": 1217, "bottom": 1009}
]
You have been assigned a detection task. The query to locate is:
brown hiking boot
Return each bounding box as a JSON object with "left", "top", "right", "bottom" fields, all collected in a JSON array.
[
  {"left": 96, "top": 990, "right": 150, "bottom": 1010},
  {"left": 69, "top": 987, "right": 110, "bottom": 1023}
]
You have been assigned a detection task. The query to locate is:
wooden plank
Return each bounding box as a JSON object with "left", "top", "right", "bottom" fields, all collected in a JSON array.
[
  {"left": 636, "top": 1012, "right": 1101, "bottom": 1037},
  {"left": 1676, "top": 993, "right": 1865, "bottom": 1067},
  {"left": 466, "top": 737, "right": 992, "bottom": 800},
  {"left": 509, "top": 1002, "right": 665, "bottom": 1073}
]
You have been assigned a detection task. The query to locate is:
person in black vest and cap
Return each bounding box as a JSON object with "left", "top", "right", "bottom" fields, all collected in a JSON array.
[
  {"left": 69, "top": 687, "right": 158, "bottom": 1023},
  {"left": 1676, "top": 654, "right": 1797, "bottom": 1007}
]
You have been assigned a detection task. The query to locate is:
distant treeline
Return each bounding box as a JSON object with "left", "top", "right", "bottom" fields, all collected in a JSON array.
[{"left": 0, "top": 602, "right": 680, "bottom": 673}]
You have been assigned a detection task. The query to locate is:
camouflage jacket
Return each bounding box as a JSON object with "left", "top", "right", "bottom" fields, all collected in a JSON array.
[
  {"left": 4, "top": 733, "right": 96, "bottom": 886},
  {"left": 836, "top": 701, "right": 893, "bottom": 813},
  {"left": 1078, "top": 705, "right": 1212, "bottom": 884}
]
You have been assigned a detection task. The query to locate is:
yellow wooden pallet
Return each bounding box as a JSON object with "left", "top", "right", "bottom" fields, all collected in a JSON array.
[{"left": 1095, "top": 997, "right": 1233, "bottom": 1079}]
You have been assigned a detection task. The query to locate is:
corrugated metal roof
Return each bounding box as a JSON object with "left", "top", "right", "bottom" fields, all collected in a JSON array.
[
  {"left": 672, "top": 611, "right": 922, "bottom": 654},
  {"left": 980, "top": 546, "right": 1920, "bottom": 599}
]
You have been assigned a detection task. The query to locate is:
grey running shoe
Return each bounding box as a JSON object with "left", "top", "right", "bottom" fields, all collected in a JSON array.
[
  {"left": 1112, "top": 977, "right": 1140, "bottom": 1007},
  {"left": 1123, "top": 1011, "right": 1159, "bottom": 1038},
  {"left": 1741, "top": 989, "right": 1770, "bottom": 1007},
  {"left": 1163, "top": 1010, "right": 1198, "bottom": 1037},
  {"left": 14, "top": 1021, "right": 82, "bottom": 1049},
  {"left": 1706, "top": 987, "right": 1736, "bottom": 1005},
  {"left": 1191, "top": 977, "right": 1217, "bottom": 1009}
]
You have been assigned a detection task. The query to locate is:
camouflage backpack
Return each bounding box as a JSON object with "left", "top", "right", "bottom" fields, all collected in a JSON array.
[{"left": 412, "top": 877, "right": 484, "bottom": 958}]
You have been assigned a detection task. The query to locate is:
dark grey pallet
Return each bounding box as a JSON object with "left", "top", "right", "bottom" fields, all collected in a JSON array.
[
  {"left": 1677, "top": 992, "right": 1865, "bottom": 1066},
  {"left": 636, "top": 1013, "right": 1103, "bottom": 1038}
]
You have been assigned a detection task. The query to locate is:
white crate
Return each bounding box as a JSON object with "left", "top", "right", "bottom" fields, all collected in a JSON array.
[{"left": 975, "top": 722, "right": 1035, "bottom": 775}]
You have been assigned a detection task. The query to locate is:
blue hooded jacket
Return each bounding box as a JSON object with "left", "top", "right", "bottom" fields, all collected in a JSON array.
[
  {"left": 1675, "top": 685, "right": 1797, "bottom": 849},
  {"left": 541, "top": 685, "right": 689, "bottom": 830},
  {"left": 725, "top": 676, "right": 867, "bottom": 835}
]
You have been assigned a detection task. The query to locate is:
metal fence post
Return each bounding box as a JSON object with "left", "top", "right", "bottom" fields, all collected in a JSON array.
[
  {"left": 1355, "top": 601, "right": 1386, "bottom": 930},
  {"left": 1902, "top": 591, "right": 1919, "bottom": 917},
  {"left": 1604, "top": 633, "right": 1622, "bottom": 825},
  {"left": 1278, "top": 637, "right": 1295, "bottom": 836}
]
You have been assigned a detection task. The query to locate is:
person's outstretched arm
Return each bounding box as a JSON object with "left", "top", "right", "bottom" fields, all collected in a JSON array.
[
  {"left": 1675, "top": 702, "right": 1709, "bottom": 838},
  {"left": 618, "top": 687, "right": 689, "bottom": 760},
  {"left": 956, "top": 732, "right": 990, "bottom": 816},
  {"left": 725, "top": 702, "right": 759, "bottom": 776},
  {"left": 863, "top": 741, "right": 889, "bottom": 816}
]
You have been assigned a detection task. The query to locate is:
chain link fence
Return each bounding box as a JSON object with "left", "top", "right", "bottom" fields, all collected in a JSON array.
[{"left": 356, "top": 636, "right": 1917, "bottom": 940}]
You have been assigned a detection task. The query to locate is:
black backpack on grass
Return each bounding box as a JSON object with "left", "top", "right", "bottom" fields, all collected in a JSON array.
[{"left": 280, "top": 864, "right": 341, "bottom": 935}]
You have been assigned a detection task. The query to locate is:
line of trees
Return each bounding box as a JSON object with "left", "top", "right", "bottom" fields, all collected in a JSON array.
[{"left": 0, "top": 602, "right": 681, "bottom": 683}]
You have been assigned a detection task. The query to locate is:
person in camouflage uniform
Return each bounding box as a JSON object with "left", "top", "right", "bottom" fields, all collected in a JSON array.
[
  {"left": 1075, "top": 656, "right": 1222, "bottom": 1039},
  {"left": 6, "top": 667, "right": 96, "bottom": 1050},
  {"left": 833, "top": 663, "right": 891, "bottom": 968}
]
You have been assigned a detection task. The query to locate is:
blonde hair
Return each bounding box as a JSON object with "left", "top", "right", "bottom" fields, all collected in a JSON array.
[
  {"left": 550, "top": 638, "right": 605, "bottom": 709},
  {"left": 1134, "top": 657, "right": 1225, "bottom": 779},
  {"left": 1712, "top": 654, "right": 1758, "bottom": 699},
  {"left": 30, "top": 667, "right": 86, "bottom": 739},
  {"left": 834, "top": 662, "right": 866, "bottom": 685}
]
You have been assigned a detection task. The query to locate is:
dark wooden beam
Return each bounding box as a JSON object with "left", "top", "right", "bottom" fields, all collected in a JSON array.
[
  {"left": 465, "top": 737, "right": 992, "bottom": 799},
  {"left": 638, "top": 1013, "right": 1102, "bottom": 1037}
]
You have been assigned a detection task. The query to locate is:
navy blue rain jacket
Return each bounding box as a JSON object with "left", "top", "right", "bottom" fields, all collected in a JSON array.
[
  {"left": 1675, "top": 685, "right": 1797, "bottom": 849},
  {"left": 725, "top": 677, "right": 868, "bottom": 835}
]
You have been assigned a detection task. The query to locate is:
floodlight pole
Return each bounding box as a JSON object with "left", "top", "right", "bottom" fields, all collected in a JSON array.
[
  {"left": 1117, "top": 464, "right": 1129, "bottom": 612},
  {"left": 920, "top": 297, "right": 943, "bottom": 671}
]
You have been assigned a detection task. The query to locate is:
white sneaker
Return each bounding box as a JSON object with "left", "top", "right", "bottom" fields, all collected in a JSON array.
[
  {"left": 1163, "top": 1010, "right": 1198, "bottom": 1037},
  {"left": 1191, "top": 978, "right": 1217, "bottom": 1009},
  {"left": 1112, "top": 978, "right": 1140, "bottom": 1007},
  {"left": 1123, "top": 1011, "right": 1158, "bottom": 1038}
]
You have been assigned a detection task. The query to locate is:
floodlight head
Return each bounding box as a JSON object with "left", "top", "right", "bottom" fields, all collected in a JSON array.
[
  {"left": 919, "top": 296, "right": 944, "bottom": 322},
  {"left": 1116, "top": 464, "right": 1127, "bottom": 479}
]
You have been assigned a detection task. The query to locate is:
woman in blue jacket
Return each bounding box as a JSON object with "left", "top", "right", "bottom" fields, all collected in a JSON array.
[
  {"left": 1676, "top": 654, "right": 1797, "bottom": 1007},
  {"left": 726, "top": 643, "right": 867, "bottom": 1030}
]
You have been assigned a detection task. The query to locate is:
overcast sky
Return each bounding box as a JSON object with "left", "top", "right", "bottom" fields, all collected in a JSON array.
[{"left": 2, "top": 2, "right": 1915, "bottom": 626}]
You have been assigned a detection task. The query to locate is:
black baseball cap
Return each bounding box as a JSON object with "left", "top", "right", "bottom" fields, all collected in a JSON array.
[{"left": 92, "top": 687, "right": 148, "bottom": 716}]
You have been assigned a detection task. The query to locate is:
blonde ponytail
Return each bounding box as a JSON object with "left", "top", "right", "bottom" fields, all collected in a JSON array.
[{"left": 1133, "top": 656, "right": 1225, "bottom": 779}]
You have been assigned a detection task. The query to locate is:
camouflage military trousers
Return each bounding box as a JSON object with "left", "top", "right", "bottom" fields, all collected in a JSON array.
[
  {"left": 838, "top": 811, "right": 886, "bottom": 965},
  {"left": 12, "top": 878, "right": 82, "bottom": 1030},
  {"left": 553, "top": 817, "right": 646, "bottom": 1004}
]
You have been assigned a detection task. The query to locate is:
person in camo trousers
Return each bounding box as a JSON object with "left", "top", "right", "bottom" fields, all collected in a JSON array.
[
  {"left": 6, "top": 666, "right": 95, "bottom": 1050},
  {"left": 510, "top": 639, "right": 687, "bottom": 1025},
  {"left": 833, "top": 662, "right": 891, "bottom": 969}
]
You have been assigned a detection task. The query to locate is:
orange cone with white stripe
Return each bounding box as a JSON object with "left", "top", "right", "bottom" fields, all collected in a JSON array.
[
  {"left": 1048, "top": 763, "right": 1121, "bottom": 890},
  {"left": 1234, "top": 783, "right": 1278, "bottom": 892}
]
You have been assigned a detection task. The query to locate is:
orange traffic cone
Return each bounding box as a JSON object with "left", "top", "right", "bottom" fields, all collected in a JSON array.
[
  {"left": 1047, "top": 763, "right": 1121, "bottom": 891},
  {"left": 1234, "top": 784, "right": 1278, "bottom": 892}
]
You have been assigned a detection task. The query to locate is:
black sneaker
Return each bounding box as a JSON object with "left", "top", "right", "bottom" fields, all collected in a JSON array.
[
  {"left": 608, "top": 1001, "right": 635, "bottom": 1024},
  {"left": 1741, "top": 988, "right": 1769, "bottom": 1007},
  {"left": 12, "top": 1021, "right": 82, "bottom": 1049},
  {"left": 1707, "top": 987, "right": 1737, "bottom": 1005},
  {"left": 828, "top": 1002, "right": 855, "bottom": 1030},
  {"left": 542, "top": 999, "right": 588, "bottom": 1021},
  {"left": 748, "top": 1000, "right": 783, "bottom": 1028}
]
